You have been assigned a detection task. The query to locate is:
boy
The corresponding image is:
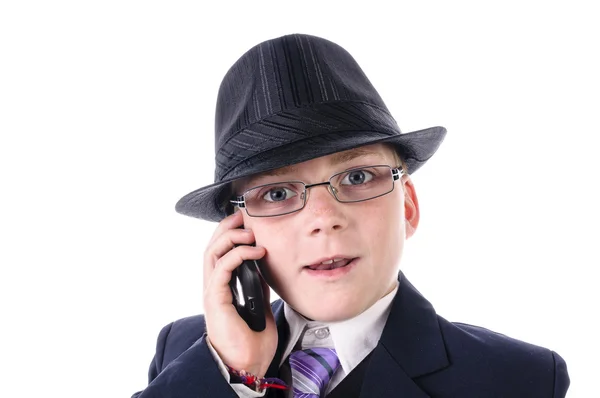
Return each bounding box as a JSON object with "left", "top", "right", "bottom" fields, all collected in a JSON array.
[{"left": 132, "top": 34, "right": 569, "bottom": 397}]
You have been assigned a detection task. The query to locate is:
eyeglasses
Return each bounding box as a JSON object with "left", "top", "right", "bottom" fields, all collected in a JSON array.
[{"left": 230, "top": 165, "right": 402, "bottom": 217}]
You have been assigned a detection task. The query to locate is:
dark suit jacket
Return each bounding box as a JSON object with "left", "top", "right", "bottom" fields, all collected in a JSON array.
[{"left": 132, "top": 273, "right": 569, "bottom": 397}]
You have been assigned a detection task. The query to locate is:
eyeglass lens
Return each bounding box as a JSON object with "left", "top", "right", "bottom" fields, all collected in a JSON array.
[{"left": 241, "top": 166, "right": 396, "bottom": 217}]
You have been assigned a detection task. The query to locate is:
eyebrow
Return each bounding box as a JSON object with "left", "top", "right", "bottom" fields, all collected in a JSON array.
[{"left": 328, "top": 147, "right": 383, "bottom": 165}]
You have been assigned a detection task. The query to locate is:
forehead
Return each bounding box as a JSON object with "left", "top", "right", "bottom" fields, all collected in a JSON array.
[{"left": 234, "top": 144, "right": 396, "bottom": 190}]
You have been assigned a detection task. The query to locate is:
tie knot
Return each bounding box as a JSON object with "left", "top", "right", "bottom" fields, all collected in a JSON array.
[{"left": 289, "top": 348, "right": 340, "bottom": 397}]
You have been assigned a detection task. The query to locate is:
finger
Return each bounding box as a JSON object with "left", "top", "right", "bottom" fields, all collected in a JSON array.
[
  {"left": 207, "top": 210, "right": 244, "bottom": 247},
  {"left": 204, "top": 245, "right": 266, "bottom": 309},
  {"left": 203, "top": 228, "right": 257, "bottom": 287},
  {"left": 211, "top": 228, "right": 257, "bottom": 260},
  {"left": 209, "top": 245, "right": 266, "bottom": 291}
]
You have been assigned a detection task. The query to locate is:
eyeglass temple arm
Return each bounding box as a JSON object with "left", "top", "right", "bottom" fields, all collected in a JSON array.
[{"left": 230, "top": 198, "right": 246, "bottom": 208}]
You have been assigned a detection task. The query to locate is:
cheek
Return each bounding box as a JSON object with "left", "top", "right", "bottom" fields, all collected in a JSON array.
[
  {"left": 242, "top": 215, "right": 285, "bottom": 245},
  {"left": 363, "top": 195, "right": 405, "bottom": 270},
  {"left": 368, "top": 193, "right": 404, "bottom": 237},
  {"left": 252, "top": 222, "right": 289, "bottom": 252},
  {"left": 247, "top": 220, "right": 295, "bottom": 281}
]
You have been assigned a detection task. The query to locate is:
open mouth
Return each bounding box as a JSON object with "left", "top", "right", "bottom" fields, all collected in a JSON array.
[{"left": 305, "top": 258, "right": 356, "bottom": 271}]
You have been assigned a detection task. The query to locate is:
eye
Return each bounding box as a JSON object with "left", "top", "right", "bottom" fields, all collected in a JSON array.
[
  {"left": 340, "top": 169, "right": 374, "bottom": 185},
  {"left": 262, "top": 187, "right": 298, "bottom": 202}
]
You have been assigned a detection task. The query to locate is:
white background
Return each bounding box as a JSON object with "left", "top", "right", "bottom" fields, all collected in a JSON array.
[{"left": 1, "top": 1, "right": 598, "bottom": 397}]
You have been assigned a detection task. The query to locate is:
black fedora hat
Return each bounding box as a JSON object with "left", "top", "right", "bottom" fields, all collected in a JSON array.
[{"left": 176, "top": 33, "right": 446, "bottom": 222}]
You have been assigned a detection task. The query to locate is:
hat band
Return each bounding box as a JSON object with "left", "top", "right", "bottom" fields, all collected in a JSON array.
[{"left": 214, "top": 101, "right": 401, "bottom": 182}]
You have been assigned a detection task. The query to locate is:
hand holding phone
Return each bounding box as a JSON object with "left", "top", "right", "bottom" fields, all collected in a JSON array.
[{"left": 202, "top": 210, "right": 277, "bottom": 377}]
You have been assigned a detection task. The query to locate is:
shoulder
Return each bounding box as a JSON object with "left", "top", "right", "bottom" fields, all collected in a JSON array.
[
  {"left": 156, "top": 300, "right": 284, "bottom": 368},
  {"left": 163, "top": 313, "right": 207, "bottom": 341},
  {"left": 444, "top": 319, "right": 560, "bottom": 366},
  {"left": 153, "top": 314, "right": 207, "bottom": 369},
  {"left": 389, "top": 274, "right": 569, "bottom": 396},
  {"left": 434, "top": 317, "right": 569, "bottom": 396},
  {"left": 162, "top": 299, "right": 284, "bottom": 343}
]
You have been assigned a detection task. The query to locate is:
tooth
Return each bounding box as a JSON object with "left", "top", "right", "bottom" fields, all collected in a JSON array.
[
  {"left": 321, "top": 259, "right": 333, "bottom": 265},
  {"left": 333, "top": 258, "right": 344, "bottom": 262}
]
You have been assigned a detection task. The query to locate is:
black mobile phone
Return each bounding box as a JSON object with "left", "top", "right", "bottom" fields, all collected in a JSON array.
[
  {"left": 226, "top": 217, "right": 266, "bottom": 332},
  {"left": 228, "top": 256, "right": 266, "bottom": 332}
]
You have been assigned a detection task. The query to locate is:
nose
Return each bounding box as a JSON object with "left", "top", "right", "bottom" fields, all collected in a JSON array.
[{"left": 303, "top": 183, "right": 347, "bottom": 236}]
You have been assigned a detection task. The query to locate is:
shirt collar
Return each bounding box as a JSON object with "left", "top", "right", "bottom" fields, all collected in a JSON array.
[{"left": 281, "top": 281, "right": 399, "bottom": 373}]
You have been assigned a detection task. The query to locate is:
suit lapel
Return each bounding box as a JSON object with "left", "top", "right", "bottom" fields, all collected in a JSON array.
[
  {"left": 360, "top": 345, "right": 431, "bottom": 398},
  {"left": 265, "top": 299, "right": 288, "bottom": 378},
  {"left": 265, "top": 299, "right": 290, "bottom": 398},
  {"left": 359, "top": 272, "right": 450, "bottom": 398}
]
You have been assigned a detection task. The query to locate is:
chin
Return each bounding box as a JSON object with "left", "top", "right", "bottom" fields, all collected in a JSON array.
[{"left": 295, "top": 299, "right": 364, "bottom": 323}]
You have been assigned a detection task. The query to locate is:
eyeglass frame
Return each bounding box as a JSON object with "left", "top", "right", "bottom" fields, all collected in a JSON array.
[{"left": 229, "top": 164, "right": 403, "bottom": 218}]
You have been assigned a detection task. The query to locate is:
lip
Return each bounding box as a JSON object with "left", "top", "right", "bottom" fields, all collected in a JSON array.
[
  {"left": 305, "top": 255, "right": 356, "bottom": 268},
  {"left": 303, "top": 257, "right": 358, "bottom": 278}
]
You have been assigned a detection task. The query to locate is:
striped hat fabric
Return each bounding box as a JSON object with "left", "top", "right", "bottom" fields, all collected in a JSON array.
[{"left": 175, "top": 33, "right": 446, "bottom": 222}]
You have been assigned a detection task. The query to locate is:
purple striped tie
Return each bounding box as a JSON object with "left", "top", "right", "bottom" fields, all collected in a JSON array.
[{"left": 289, "top": 348, "right": 340, "bottom": 397}]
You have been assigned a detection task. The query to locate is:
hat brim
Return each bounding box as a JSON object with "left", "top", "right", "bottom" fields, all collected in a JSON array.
[{"left": 175, "top": 126, "right": 446, "bottom": 222}]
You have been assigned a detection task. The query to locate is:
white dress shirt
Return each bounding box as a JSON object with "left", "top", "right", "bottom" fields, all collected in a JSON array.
[{"left": 208, "top": 282, "right": 398, "bottom": 397}]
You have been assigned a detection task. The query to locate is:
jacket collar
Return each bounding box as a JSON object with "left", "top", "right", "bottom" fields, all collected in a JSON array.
[
  {"left": 379, "top": 272, "right": 449, "bottom": 378},
  {"left": 265, "top": 299, "right": 288, "bottom": 379},
  {"left": 269, "top": 271, "right": 449, "bottom": 397},
  {"left": 359, "top": 272, "right": 449, "bottom": 397}
]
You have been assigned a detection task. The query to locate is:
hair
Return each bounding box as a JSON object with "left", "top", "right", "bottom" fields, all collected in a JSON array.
[{"left": 383, "top": 143, "right": 408, "bottom": 174}]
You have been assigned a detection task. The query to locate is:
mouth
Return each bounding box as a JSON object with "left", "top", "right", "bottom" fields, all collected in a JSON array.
[{"left": 304, "top": 257, "right": 357, "bottom": 271}]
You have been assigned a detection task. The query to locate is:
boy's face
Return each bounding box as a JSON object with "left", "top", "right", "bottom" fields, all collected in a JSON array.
[{"left": 237, "top": 143, "right": 419, "bottom": 322}]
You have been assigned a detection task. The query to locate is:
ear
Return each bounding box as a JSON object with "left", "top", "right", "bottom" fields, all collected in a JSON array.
[{"left": 402, "top": 176, "right": 420, "bottom": 238}]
